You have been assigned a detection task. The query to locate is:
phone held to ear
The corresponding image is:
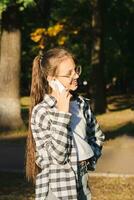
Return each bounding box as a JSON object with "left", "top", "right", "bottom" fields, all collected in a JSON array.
[{"left": 49, "top": 79, "right": 66, "bottom": 93}]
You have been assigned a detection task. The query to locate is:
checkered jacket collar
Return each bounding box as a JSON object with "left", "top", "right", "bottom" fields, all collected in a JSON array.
[
  {"left": 43, "top": 94, "right": 57, "bottom": 108},
  {"left": 43, "top": 93, "right": 90, "bottom": 108}
]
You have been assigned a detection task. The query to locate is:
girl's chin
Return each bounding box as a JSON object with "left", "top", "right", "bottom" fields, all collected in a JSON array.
[{"left": 69, "top": 85, "right": 78, "bottom": 91}]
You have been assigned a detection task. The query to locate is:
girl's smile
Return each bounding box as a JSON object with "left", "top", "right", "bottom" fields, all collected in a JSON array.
[{"left": 70, "top": 79, "right": 78, "bottom": 88}]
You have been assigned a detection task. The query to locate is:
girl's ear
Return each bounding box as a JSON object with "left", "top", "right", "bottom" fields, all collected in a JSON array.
[{"left": 47, "top": 75, "right": 55, "bottom": 82}]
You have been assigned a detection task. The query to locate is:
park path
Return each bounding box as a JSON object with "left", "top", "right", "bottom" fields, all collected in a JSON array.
[
  {"left": 0, "top": 135, "right": 134, "bottom": 174},
  {"left": 0, "top": 143, "right": 25, "bottom": 172},
  {"left": 95, "top": 135, "right": 134, "bottom": 174}
]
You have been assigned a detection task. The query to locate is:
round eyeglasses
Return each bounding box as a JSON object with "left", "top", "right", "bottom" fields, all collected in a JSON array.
[
  {"left": 56, "top": 65, "right": 82, "bottom": 78},
  {"left": 75, "top": 65, "right": 82, "bottom": 76}
]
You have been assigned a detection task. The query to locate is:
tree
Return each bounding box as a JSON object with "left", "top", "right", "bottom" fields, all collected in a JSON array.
[
  {"left": 0, "top": 0, "right": 35, "bottom": 130},
  {"left": 0, "top": 2, "right": 23, "bottom": 130},
  {"left": 104, "top": 0, "right": 134, "bottom": 94},
  {"left": 90, "top": 0, "right": 107, "bottom": 113}
]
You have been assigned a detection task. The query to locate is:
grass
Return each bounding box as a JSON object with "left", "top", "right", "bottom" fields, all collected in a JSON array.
[
  {"left": 97, "top": 109, "right": 134, "bottom": 131},
  {"left": 96, "top": 94, "right": 134, "bottom": 142},
  {"left": 0, "top": 172, "right": 134, "bottom": 200},
  {"left": 0, "top": 172, "right": 34, "bottom": 200},
  {"left": 89, "top": 176, "right": 134, "bottom": 200},
  {"left": 96, "top": 108, "right": 134, "bottom": 142}
]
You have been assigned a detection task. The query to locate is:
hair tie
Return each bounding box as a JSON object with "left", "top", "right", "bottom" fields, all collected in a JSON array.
[
  {"left": 38, "top": 50, "right": 44, "bottom": 68},
  {"left": 39, "top": 50, "right": 44, "bottom": 61}
]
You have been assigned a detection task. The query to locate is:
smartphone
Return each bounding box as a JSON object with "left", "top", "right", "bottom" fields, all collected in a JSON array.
[{"left": 49, "top": 79, "right": 66, "bottom": 93}]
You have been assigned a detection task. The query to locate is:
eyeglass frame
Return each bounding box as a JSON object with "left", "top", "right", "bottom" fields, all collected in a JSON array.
[{"left": 55, "top": 65, "right": 82, "bottom": 78}]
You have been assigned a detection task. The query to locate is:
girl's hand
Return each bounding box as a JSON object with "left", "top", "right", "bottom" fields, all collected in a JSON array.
[{"left": 52, "top": 89, "right": 72, "bottom": 113}]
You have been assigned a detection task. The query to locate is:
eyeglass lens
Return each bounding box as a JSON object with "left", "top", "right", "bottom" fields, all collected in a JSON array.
[{"left": 75, "top": 65, "right": 82, "bottom": 75}]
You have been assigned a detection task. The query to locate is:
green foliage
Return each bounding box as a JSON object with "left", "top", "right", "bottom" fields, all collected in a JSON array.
[{"left": 0, "top": 0, "right": 35, "bottom": 16}]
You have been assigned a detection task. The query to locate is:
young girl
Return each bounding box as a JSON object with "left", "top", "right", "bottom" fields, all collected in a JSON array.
[{"left": 26, "top": 48, "right": 105, "bottom": 200}]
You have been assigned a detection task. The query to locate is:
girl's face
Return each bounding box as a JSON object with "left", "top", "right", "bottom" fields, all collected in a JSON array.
[{"left": 55, "top": 57, "right": 80, "bottom": 91}]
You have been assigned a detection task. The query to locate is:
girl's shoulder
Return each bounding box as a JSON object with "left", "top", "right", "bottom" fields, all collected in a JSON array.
[
  {"left": 78, "top": 95, "right": 90, "bottom": 102},
  {"left": 31, "top": 101, "right": 51, "bottom": 125},
  {"left": 31, "top": 101, "right": 48, "bottom": 118},
  {"left": 76, "top": 95, "right": 91, "bottom": 106},
  {"left": 72, "top": 94, "right": 91, "bottom": 112}
]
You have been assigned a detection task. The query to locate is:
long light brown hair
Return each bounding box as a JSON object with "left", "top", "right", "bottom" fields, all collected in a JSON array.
[{"left": 26, "top": 47, "right": 74, "bottom": 183}]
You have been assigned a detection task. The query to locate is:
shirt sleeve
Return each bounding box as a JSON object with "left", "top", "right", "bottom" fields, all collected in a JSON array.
[{"left": 31, "top": 106, "right": 72, "bottom": 164}]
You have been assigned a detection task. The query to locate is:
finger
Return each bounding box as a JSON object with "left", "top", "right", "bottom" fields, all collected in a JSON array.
[{"left": 53, "top": 89, "right": 60, "bottom": 99}]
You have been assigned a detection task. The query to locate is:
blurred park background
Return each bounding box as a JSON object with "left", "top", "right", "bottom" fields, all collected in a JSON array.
[{"left": 0, "top": 0, "right": 134, "bottom": 199}]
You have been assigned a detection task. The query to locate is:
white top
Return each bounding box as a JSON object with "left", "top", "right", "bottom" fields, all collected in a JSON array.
[{"left": 69, "top": 100, "right": 94, "bottom": 161}]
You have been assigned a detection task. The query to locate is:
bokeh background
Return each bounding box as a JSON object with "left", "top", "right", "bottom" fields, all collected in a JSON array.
[{"left": 0, "top": 0, "right": 134, "bottom": 199}]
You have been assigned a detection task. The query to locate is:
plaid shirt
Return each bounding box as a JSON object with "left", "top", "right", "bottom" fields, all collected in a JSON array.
[{"left": 31, "top": 94, "right": 105, "bottom": 200}]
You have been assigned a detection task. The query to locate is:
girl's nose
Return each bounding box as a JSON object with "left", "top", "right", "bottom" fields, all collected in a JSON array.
[{"left": 74, "top": 72, "right": 79, "bottom": 79}]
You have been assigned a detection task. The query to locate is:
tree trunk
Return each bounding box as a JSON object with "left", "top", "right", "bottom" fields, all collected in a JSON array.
[
  {"left": 0, "top": 4, "right": 23, "bottom": 130},
  {"left": 90, "top": 0, "right": 107, "bottom": 114}
]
